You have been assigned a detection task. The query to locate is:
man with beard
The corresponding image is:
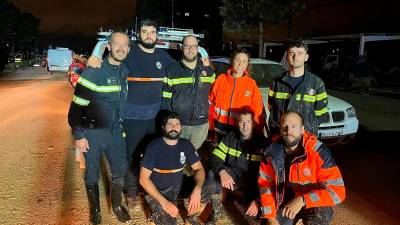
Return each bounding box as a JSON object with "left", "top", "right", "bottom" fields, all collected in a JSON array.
[
  {"left": 259, "top": 111, "right": 345, "bottom": 225},
  {"left": 68, "top": 32, "right": 131, "bottom": 224},
  {"left": 268, "top": 40, "right": 328, "bottom": 136},
  {"left": 139, "top": 112, "right": 206, "bottom": 225},
  {"left": 87, "top": 20, "right": 209, "bottom": 200},
  {"left": 161, "top": 35, "right": 215, "bottom": 150}
]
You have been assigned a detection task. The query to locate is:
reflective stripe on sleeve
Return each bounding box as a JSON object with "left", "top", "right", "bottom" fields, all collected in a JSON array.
[
  {"left": 327, "top": 187, "right": 341, "bottom": 204},
  {"left": 316, "top": 92, "right": 328, "bottom": 101},
  {"left": 261, "top": 206, "right": 272, "bottom": 215},
  {"left": 200, "top": 73, "right": 216, "bottom": 83},
  {"left": 308, "top": 192, "right": 320, "bottom": 202},
  {"left": 78, "top": 77, "right": 121, "bottom": 93},
  {"left": 162, "top": 91, "right": 172, "bottom": 98},
  {"left": 259, "top": 187, "right": 272, "bottom": 195},
  {"left": 217, "top": 142, "right": 229, "bottom": 153},
  {"left": 72, "top": 95, "right": 90, "bottom": 106},
  {"left": 212, "top": 149, "right": 226, "bottom": 161},
  {"left": 325, "top": 178, "right": 345, "bottom": 186},
  {"left": 259, "top": 170, "right": 272, "bottom": 181},
  {"left": 314, "top": 107, "right": 328, "bottom": 116}
]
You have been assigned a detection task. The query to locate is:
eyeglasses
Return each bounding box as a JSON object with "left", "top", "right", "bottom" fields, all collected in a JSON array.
[{"left": 183, "top": 44, "right": 198, "bottom": 50}]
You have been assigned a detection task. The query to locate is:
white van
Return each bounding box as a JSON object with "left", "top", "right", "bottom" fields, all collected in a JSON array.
[
  {"left": 47, "top": 47, "right": 73, "bottom": 73},
  {"left": 211, "top": 57, "right": 359, "bottom": 144}
]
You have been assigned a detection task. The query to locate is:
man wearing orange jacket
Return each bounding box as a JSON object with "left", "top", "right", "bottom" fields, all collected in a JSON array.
[{"left": 258, "top": 111, "right": 345, "bottom": 225}]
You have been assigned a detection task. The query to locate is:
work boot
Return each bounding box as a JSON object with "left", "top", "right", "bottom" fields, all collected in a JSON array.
[
  {"left": 85, "top": 184, "right": 102, "bottom": 225},
  {"left": 111, "top": 182, "right": 131, "bottom": 223},
  {"left": 208, "top": 193, "right": 223, "bottom": 223}
]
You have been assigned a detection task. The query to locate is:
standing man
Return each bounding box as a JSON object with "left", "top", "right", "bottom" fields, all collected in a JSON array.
[
  {"left": 68, "top": 32, "right": 131, "bottom": 224},
  {"left": 198, "top": 110, "right": 270, "bottom": 224},
  {"left": 139, "top": 112, "right": 206, "bottom": 225},
  {"left": 259, "top": 111, "right": 345, "bottom": 225},
  {"left": 162, "top": 35, "right": 215, "bottom": 150},
  {"left": 87, "top": 20, "right": 209, "bottom": 199},
  {"left": 268, "top": 40, "right": 328, "bottom": 136}
]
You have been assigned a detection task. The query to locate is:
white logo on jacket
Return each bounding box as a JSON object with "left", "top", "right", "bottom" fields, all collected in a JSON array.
[
  {"left": 180, "top": 152, "right": 186, "bottom": 165},
  {"left": 156, "top": 61, "right": 162, "bottom": 70},
  {"left": 303, "top": 168, "right": 312, "bottom": 177}
]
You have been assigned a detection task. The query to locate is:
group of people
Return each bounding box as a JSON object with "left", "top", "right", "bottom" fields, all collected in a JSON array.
[{"left": 68, "top": 19, "right": 346, "bottom": 225}]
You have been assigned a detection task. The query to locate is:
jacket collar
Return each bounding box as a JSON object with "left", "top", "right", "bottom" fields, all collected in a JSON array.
[
  {"left": 180, "top": 58, "right": 202, "bottom": 70},
  {"left": 265, "top": 130, "right": 317, "bottom": 164},
  {"left": 226, "top": 67, "right": 249, "bottom": 79}
]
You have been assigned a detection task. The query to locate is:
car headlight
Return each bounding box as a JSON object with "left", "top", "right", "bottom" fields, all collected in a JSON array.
[{"left": 346, "top": 107, "right": 356, "bottom": 118}]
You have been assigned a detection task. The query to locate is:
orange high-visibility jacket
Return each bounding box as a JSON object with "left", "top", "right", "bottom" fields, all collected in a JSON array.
[
  {"left": 258, "top": 131, "right": 345, "bottom": 219},
  {"left": 208, "top": 68, "right": 265, "bottom": 132}
]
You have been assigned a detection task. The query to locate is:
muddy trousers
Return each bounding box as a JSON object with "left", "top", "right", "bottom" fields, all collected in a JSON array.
[
  {"left": 145, "top": 184, "right": 181, "bottom": 225},
  {"left": 200, "top": 170, "right": 258, "bottom": 223},
  {"left": 123, "top": 119, "right": 156, "bottom": 197},
  {"left": 270, "top": 206, "right": 333, "bottom": 225}
]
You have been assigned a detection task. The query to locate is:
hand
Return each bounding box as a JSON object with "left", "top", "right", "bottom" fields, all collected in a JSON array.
[
  {"left": 200, "top": 57, "right": 210, "bottom": 67},
  {"left": 245, "top": 200, "right": 259, "bottom": 217},
  {"left": 219, "top": 170, "right": 235, "bottom": 191},
  {"left": 188, "top": 186, "right": 202, "bottom": 215},
  {"left": 282, "top": 196, "right": 305, "bottom": 219},
  {"left": 161, "top": 200, "right": 179, "bottom": 218},
  {"left": 87, "top": 56, "right": 102, "bottom": 68},
  {"left": 75, "top": 138, "right": 89, "bottom": 153},
  {"left": 266, "top": 218, "right": 280, "bottom": 225}
]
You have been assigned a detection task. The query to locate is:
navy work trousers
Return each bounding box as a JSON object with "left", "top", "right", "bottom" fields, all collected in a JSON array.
[{"left": 83, "top": 128, "right": 127, "bottom": 186}]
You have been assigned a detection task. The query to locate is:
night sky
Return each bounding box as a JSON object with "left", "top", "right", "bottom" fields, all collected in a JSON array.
[
  {"left": 8, "top": 0, "right": 400, "bottom": 52},
  {"left": 11, "top": 0, "right": 136, "bottom": 35}
]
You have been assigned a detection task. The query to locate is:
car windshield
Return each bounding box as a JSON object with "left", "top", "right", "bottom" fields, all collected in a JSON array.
[
  {"left": 211, "top": 60, "right": 284, "bottom": 88},
  {"left": 251, "top": 64, "right": 284, "bottom": 88}
]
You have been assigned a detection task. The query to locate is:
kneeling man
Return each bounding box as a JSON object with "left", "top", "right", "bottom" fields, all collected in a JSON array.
[{"left": 259, "top": 111, "right": 346, "bottom": 225}]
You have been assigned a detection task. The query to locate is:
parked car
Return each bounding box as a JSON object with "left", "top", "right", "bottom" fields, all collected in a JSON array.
[{"left": 210, "top": 57, "right": 359, "bottom": 144}]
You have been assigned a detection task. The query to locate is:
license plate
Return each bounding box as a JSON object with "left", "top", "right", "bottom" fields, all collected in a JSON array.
[{"left": 319, "top": 131, "right": 343, "bottom": 138}]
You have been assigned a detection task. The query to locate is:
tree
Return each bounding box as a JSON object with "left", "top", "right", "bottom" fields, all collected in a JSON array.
[
  {"left": 0, "top": 1, "right": 40, "bottom": 53},
  {"left": 220, "top": 0, "right": 304, "bottom": 57}
]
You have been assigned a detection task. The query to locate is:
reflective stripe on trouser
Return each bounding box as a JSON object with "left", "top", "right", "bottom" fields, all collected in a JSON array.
[{"left": 83, "top": 128, "right": 127, "bottom": 186}]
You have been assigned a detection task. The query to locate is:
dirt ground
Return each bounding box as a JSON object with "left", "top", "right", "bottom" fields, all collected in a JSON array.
[{"left": 0, "top": 69, "right": 399, "bottom": 225}]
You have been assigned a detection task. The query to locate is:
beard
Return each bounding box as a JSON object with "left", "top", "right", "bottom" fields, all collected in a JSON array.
[
  {"left": 163, "top": 129, "right": 180, "bottom": 140},
  {"left": 110, "top": 49, "right": 126, "bottom": 62},
  {"left": 183, "top": 53, "right": 198, "bottom": 63},
  {"left": 139, "top": 37, "right": 157, "bottom": 49},
  {"left": 283, "top": 135, "right": 302, "bottom": 148}
]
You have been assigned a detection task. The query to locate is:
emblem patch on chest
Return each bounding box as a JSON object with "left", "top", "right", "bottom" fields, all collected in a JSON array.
[
  {"left": 156, "top": 61, "right": 162, "bottom": 70},
  {"left": 201, "top": 70, "right": 207, "bottom": 76},
  {"left": 244, "top": 90, "right": 251, "bottom": 97},
  {"left": 308, "top": 88, "right": 316, "bottom": 95},
  {"left": 180, "top": 152, "right": 186, "bottom": 165},
  {"left": 107, "top": 77, "right": 117, "bottom": 85},
  {"left": 303, "top": 168, "right": 312, "bottom": 177}
]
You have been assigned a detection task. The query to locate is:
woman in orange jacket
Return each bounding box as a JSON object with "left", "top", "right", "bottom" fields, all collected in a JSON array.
[{"left": 209, "top": 49, "right": 266, "bottom": 135}]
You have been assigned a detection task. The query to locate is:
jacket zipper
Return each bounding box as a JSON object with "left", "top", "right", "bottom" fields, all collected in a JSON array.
[
  {"left": 227, "top": 78, "right": 237, "bottom": 124},
  {"left": 189, "top": 69, "right": 196, "bottom": 125}
]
